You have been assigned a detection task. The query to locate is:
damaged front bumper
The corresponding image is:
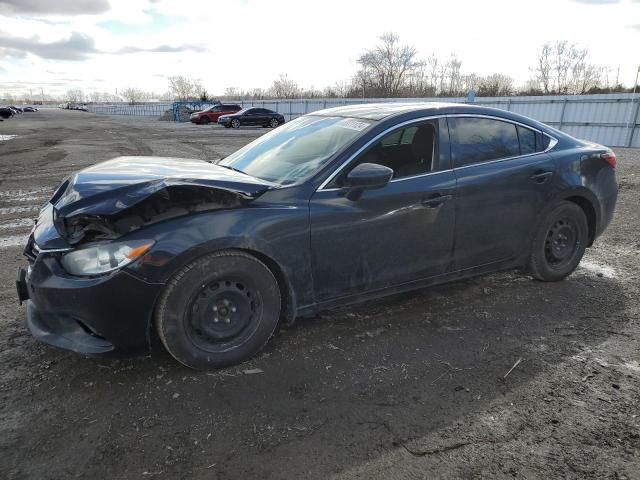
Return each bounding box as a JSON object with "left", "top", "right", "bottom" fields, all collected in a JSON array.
[{"left": 18, "top": 253, "right": 163, "bottom": 356}]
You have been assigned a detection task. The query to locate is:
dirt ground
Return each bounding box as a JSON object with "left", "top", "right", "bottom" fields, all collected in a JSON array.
[{"left": 0, "top": 110, "right": 638, "bottom": 479}]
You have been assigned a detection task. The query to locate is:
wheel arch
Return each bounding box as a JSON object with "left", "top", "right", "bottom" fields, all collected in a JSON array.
[
  {"left": 562, "top": 194, "right": 597, "bottom": 246},
  {"left": 151, "top": 245, "right": 297, "bottom": 335},
  {"left": 236, "top": 247, "right": 297, "bottom": 326}
]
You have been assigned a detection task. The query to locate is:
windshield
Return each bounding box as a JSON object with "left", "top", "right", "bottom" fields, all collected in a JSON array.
[{"left": 219, "top": 115, "right": 372, "bottom": 185}]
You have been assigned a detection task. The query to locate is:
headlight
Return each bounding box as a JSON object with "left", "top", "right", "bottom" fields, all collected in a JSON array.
[{"left": 61, "top": 239, "right": 154, "bottom": 276}]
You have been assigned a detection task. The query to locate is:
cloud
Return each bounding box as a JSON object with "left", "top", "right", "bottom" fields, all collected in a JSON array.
[
  {"left": 0, "top": 31, "right": 207, "bottom": 61},
  {"left": 0, "top": 31, "right": 97, "bottom": 60},
  {"left": 0, "top": 0, "right": 110, "bottom": 15},
  {"left": 116, "top": 44, "right": 208, "bottom": 54}
]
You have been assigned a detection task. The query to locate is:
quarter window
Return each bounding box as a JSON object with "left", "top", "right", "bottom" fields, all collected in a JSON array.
[
  {"left": 449, "top": 117, "right": 520, "bottom": 167},
  {"left": 517, "top": 125, "right": 537, "bottom": 155}
]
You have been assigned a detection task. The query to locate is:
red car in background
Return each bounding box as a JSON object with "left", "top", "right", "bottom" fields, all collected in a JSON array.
[{"left": 190, "top": 104, "right": 242, "bottom": 125}]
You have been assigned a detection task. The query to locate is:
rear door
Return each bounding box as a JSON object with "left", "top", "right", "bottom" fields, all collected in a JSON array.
[{"left": 448, "top": 116, "right": 556, "bottom": 270}]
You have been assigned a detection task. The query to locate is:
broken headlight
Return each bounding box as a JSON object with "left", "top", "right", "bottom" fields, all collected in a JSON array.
[{"left": 60, "top": 239, "right": 154, "bottom": 276}]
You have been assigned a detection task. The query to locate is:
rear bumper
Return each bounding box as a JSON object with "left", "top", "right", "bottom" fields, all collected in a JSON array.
[
  {"left": 597, "top": 189, "right": 617, "bottom": 238},
  {"left": 19, "top": 256, "right": 163, "bottom": 357}
]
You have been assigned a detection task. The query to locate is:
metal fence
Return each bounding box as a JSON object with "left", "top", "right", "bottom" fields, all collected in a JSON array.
[{"left": 88, "top": 93, "right": 640, "bottom": 147}]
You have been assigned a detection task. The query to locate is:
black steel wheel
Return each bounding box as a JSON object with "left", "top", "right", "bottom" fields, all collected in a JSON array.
[
  {"left": 529, "top": 201, "right": 588, "bottom": 281},
  {"left": 156, "top": 251, "right": 281, "bottom": 369}
]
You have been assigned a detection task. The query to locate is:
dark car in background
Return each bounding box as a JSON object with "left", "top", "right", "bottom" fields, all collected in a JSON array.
[
  {"left": 218, "top": 107, "right": 285, "bottom": 129},
  {"left": 17, "top": 103, "right": 617, "bottom": 370},
  {"left": 0, "top": 107, "right": 14, "bottom": 119},
  {"left": 190, "top": 103, "right": 241, "bottom": 125}
]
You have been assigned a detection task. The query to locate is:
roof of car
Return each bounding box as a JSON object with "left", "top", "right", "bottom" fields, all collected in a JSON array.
[{"left": 312, "top": 102, "right": 489, "bottom": 121}]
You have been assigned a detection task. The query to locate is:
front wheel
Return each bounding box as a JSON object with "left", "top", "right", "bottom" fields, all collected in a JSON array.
[
  {"left": 529, "top": 201, "right": 588, "bottom": 282},
  {"left": 270, "top": 118, "right": 279, "bottom": 128},
  {"left": 200, "top": 117, "right": 210, "bottom": 125},
  {"left": 156, "top": 251, "right": 281, "bottom": 370},
  {"left": 231, "top": 119, "right": 240, "bottom": 129}
]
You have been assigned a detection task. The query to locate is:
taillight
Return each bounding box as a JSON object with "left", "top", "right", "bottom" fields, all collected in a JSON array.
[{"left": 600, "top": 151, "right": 616, "bottom": 168}]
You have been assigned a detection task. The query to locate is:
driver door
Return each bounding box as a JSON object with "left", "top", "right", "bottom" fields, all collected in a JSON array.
[{"left": 309, "top": 118, "right": 456, "bottom": 302}]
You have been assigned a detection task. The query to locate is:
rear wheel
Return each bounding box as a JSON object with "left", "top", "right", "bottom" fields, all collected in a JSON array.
[
  {"left": 529, "top": 201, "right": 588, "bottom": 281},
  {"left": 231, "top": 119, "right": 240, "bottom": 129},
  {"left": 200, "top": 117, "right": 210, "bottom": 125},
  {"left": 156, "top": 251, "right": 281, "bottom": 370}
]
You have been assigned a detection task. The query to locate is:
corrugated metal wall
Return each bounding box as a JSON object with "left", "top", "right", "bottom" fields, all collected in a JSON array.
[
  {"left": 236, "top": 94, "right": 640, "bottom": 148},
  {"left": 89, "top": 93, "right": 640, "bottom": 147}
]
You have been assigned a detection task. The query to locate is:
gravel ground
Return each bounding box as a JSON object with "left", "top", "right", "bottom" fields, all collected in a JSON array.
[{"left": 0, "top": 110, "right": 638, "bottom": 479}]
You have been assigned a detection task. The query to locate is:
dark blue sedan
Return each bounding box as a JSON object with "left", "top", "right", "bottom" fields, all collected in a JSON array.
[{"left": 18, "top": 103, "right": 618, "bottom": 369}]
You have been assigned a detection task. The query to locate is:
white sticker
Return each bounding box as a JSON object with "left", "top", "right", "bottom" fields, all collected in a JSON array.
[{"left": 338, "top": 119, "right": 369, "bottom": 131}]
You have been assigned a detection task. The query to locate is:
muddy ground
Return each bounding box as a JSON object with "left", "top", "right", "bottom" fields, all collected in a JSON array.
[{"left": 0, "top": 109, "right": 638, "bottom": 479}]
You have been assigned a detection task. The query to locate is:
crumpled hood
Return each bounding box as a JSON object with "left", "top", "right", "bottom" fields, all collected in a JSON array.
[
  {"left": 54, "top": 156, "right": 272, "bottom": 218},
  {"left": 31, "top": 156, "right": 274, "bottom": 248}
]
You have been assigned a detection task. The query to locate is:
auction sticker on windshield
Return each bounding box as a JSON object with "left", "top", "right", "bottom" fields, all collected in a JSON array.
[{"left": 337, "top": 119, "right": 370, "bottom": 131}]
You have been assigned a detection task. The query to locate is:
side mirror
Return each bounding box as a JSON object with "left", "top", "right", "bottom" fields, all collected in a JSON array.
[{"left": 344, "top": 163, "right": 393, "bottom": 189}]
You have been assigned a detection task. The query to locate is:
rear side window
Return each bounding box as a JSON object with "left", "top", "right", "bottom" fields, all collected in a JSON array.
[
  {"left": 449, "top": 118, "right": 520, "bottom": 167},
  {"left": 537, "top": 132, "right": 550, "bottom": 151},
  {"left": 517, "top": 125, "right": 536, "bottom": 155}
]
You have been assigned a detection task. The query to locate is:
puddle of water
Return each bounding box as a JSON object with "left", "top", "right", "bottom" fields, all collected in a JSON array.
[
  {"left": 0, "top": 205, "right": 39, "bottom": 215},
  {"left": 0, "top": 234, "right": 28, "bottom": 248},
  {"left": 0, "top": 187, "right": 51, "bottom": 198},
  {"left": 0, "top": 218, "right": 35, "bottom": 230},
  {"left": 0, "top": 135, "right": 18, "bottom": 141},
  {"left": 579, "top": 260, "right": 616, "bottom": 278},
  {"left": 623, "top": 362, "right": 640, "bottom": 373}
]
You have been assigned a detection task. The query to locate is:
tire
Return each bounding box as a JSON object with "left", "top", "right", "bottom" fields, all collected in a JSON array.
[
  {"left": 529, "top": 201, "right": 588, "bottom": 282},
  {"left": 231, "top": 119, "right": 240, "bottom": 129},
  {"left": 156, "top": 251, "right": 281, "bottom": 370},
  {"left": 200, "top": 117, "right": 210, "bottom": 125},
  {"left": 270, "top": 118, "right": 279, "bottom": 128}
]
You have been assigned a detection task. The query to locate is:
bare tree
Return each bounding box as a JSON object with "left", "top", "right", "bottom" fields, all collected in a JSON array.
[
  {"left": 356, "top": 33, "right": 419, "bottom": 97},
  {"left": 268, "top": 74, "right": 300, "bottom": 98},
  {"left": 478, "top": 74, "right": 514, "bottom": 96},
  {"left": 121, "top": 87, "right": 148, "bottom": 105},
  {"left": 530, "top": 41, "right": 603, "bottom": 94},
  {"left": 65, "top": 88, "right": 85, "bottom": 103},
  {"left": 533, "top": 43, "right": 553, "bottom": 94},
  {"left": 223, "top": 87, "right": 241, "bottom": 99},
  {"left": 168, "top": 76, "right": 199, "bottom": 101}
]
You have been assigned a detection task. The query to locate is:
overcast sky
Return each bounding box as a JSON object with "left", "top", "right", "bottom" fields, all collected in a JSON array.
[{"left": 0, "top": 0, "right": 638, "bottom": 98}]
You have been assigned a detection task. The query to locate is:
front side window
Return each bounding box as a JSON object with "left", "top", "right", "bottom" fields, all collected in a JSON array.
[
  {"left": 449, "top": 117, "right": 520, "bottom": 167},
  {"left": 341, "top": 121, "right": 438, "bottom": 182},
  {"left": 219, "top": 115, "right": 371, "bottom": 185}
]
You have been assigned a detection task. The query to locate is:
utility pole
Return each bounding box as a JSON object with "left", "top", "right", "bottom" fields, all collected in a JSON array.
[{"left": 625, "top": 65, "right": 640, "bottom": 147}]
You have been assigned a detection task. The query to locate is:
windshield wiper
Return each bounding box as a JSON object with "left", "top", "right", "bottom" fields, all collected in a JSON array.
[{"left": 218, "top": 164, "right": 246, "bottom": 175}]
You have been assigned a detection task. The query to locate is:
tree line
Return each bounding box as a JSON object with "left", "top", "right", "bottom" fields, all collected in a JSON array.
[{"left": 7, "top": 33, "right": 634, "bottom": 105}]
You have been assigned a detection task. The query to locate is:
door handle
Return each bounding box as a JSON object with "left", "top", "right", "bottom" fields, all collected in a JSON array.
[
  {"left": 529, "top": 171, "right": 554, "bottom": 183},
  {"left": 421, "top": 194, "right": 452, "bottom": 208}
]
